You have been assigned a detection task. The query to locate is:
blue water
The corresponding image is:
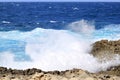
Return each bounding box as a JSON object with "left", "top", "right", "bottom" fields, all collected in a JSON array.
[
  {"left": 0, "top": 2, "right": 120, "bottom": 71},
  {"left": 1, "top": 2, "right": 120, "bottom": 31}
]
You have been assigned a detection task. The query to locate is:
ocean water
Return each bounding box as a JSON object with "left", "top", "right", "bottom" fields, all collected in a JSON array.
[{"left": 0, "top": 2, "right": 120, "bottom": 72}]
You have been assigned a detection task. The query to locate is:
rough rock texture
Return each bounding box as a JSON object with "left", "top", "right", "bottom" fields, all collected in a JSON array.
[
  {"left": 1, "top": 40, "right": 120, "bottom": 80},
  {"left": 99, "top": 65, "right": 120, "bottom": 76},
  {"left": 0, "top": 67, "right": 42, "bottom": 75},
  {"left": 0, "top": 67, "right": 120, "bottom": 80},
  {"left": 91, "top": 40, "right": 120, "bottom": 60},
  {"left": 90, "top": 40, "right": 120, "bottom": 76}
]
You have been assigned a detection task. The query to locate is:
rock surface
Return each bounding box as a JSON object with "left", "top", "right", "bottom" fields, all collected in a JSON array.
[
  {"left": 91, "top": 40, "right": 120, "bottom": 60},
  {"left": 90, "top": 40, "right": 120, "bottom": 76},
  {"left": 1, "top": 67, "right": 120, "bottom": 80},
  {"left": 1, "top": 40, "right": 120, "bottom": 80}
]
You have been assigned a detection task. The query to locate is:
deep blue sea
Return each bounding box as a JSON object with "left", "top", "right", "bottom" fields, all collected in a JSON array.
[
  {"left": 1, "top": 2, "right": 120, "bottom": 31},
  {"left": 0, "top": 2, "right": 120, "bottom": 72}
]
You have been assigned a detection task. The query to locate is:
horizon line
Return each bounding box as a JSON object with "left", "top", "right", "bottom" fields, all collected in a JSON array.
[{"left": 0, "top": 1, "right": 120, "bottom": 2}]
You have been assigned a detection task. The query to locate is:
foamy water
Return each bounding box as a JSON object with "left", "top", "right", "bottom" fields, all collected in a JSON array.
[{"left": 0, "top": 20, "right": 120, "bottom": 73}]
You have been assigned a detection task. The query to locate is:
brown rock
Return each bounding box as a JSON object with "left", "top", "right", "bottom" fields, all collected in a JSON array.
[{"left": 91, "top": 39, "right": 120, "bottom": 60}]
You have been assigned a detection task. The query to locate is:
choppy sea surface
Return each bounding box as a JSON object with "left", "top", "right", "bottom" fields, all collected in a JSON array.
[{"left": 0, "top": 2, "right": 120, "bottom": 72}]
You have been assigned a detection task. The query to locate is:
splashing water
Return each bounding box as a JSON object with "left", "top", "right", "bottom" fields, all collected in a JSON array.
[
  {"left": 67, "top": 19, "right": 95, "bottom": 35},
  {"left": 0, "top": 20, "right": 120, "bottom": 73}
]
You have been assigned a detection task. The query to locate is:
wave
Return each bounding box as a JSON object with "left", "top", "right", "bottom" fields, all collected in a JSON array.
[{"left": 0, "top": 20, "right": 120, "bottom": 73}]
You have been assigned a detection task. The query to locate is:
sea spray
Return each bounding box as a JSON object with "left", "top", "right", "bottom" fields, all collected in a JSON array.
[
  {"left": 0, "top": 20, "right": 120, "bottom": 73},
  {"left": 67, "top": 19, "right": 95, "bottom": 35}
]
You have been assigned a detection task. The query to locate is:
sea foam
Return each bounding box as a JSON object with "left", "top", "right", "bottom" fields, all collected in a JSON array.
[{"left": 0, "top": 20, "right": 120, "bottom": 73}]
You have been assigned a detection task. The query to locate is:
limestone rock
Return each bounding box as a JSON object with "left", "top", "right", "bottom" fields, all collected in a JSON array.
[{"left": 91, "top": 40, "right": 120, "bottom": 60}]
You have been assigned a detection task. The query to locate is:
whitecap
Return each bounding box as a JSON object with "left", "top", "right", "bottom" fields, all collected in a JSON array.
[
  {"left": 2, "top": 21, "right": 11, "bottom": 24},
  {"left": 49, "top": 20, "right": 57, "bottom": 23}
]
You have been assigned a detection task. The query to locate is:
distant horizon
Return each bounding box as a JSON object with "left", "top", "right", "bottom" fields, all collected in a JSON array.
[
  {"left": 0, "top": 0, "right": 120, "bottom": 2},
  {"left": 0, "top": 1, "right": 120, "bottom": 2}
]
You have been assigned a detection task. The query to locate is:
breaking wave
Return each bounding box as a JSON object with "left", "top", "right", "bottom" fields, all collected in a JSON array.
[{"left": 0, "top": 20, "right": 120, "bottom": 73}]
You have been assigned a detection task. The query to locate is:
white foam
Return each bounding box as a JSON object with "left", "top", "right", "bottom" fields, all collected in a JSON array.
[
  {"left": 72, "top": 7, "right": 79, "bottom": 10},
  {"left": 50, "top": 20, "right": 57, "bottom": 23},
  {"left": 2, "top": 21, "right": 11, "bottom": 24},
  {"left": 0, "top": 20, "right": 120, "bottom": 73}
]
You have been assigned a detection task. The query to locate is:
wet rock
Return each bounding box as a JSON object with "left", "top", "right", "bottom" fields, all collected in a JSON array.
[
  {"left": 91, "top": 39, "right": 120, "bottom": 60},
  {"left": 99, "top": 65, "right": 120, "bottom": 76},
  {"left": 90, "top": 40, "right": 120, "bottom": 76}
]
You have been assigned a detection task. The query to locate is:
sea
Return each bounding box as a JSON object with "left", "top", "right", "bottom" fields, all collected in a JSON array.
[{"left": 0, "top": 2, "right": 120, "bottom": 72}]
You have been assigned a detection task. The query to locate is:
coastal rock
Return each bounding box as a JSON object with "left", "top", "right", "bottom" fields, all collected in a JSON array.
[
  {"left": 90, "top": 40, "right": 120, "bottom": 77},
  {"left": 99, "top": 65, "right": 120, "bottom": 76},
  {"left": 1, "top": 67, "right": 120, "bottom": 80},
  {"left": 91, "top": 40, "right": 120, "bottom": 60}
]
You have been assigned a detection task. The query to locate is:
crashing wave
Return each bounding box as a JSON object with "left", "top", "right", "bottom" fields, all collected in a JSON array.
[{"left": 0, "top": 20, "right": 120, "bottom": 73}]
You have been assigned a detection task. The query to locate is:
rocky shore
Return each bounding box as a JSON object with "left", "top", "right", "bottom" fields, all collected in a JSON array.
[
  {"left": 1, "top": 67, "right": 120, "bottom": 80},
  {"left": 1, "top": 40, "right": 120, "bottom": 80}
]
